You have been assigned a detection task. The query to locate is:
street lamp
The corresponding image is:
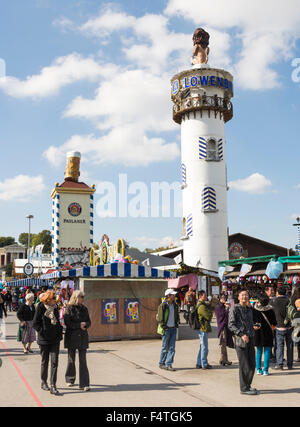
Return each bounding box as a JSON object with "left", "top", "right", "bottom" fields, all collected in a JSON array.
[
  {"left": 293, "top": 217, "right": 300, "bottom": 254},
  {"left": 26, "top": 215, "right": 34, "bottom": 263}
]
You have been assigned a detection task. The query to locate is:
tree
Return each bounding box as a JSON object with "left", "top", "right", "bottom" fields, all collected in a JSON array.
[
  {"left": 18, "top": 233, "right": 36, "bottom": 248},
  {"left": 5, "top": 262, "right": 13, "bottom": 276},
  {"left": 32, "top": 230, "right": 52, "bottom": 254},
  {"left": 0, "top": 237, "right": 15, "bottom": 248}
]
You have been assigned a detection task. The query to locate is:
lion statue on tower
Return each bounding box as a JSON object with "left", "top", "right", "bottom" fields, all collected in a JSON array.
[{"left": 192, "top": 28, "right": 210, "bottom": 65}]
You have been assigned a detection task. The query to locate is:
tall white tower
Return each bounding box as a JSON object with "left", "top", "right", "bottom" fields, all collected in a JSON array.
[{"left": 171, "top": 28, "right": 234, "bottom": 272}]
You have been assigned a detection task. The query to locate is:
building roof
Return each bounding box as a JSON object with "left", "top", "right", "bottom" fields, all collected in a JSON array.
[
  {"left": 58, "top": 180, "right": 92, "bottom": 190},
  {"left": 126, "top": 248, "right": 176, "bottom": 267},
  {"left": 0, "top": 243, "right": 26, "bottom": 252},
  {"left": 229, "top": 233, "right": 289, "bottom": 252},
  {"left": 151, "top": 246, "right": 183, "bottom": 258}
]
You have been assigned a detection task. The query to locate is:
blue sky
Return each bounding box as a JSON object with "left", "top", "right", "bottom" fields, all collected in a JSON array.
[{"left": 0, "top": 0, "right": 300, "bottom": 252}]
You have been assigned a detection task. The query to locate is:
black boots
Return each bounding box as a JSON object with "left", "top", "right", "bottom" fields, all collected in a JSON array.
[
  {"left": 41, "top": 381, "right": 50, "bottom": 391},
  {"left": 50, "top": 386, "right": 60, "bottom": 395},
  {"left": 41, "top": 381, "right": 60, "bottom": 395}
]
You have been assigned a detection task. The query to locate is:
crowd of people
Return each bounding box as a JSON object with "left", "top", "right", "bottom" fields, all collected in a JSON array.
[
  {"left": 157, "top": 283, "right": 300, "bottom": 396},
  {"left": 2, "top": 280, "right": 300, "bottom": 398},
  {"left": 0, "top": 283, "right": 92, "bottom": 396}
]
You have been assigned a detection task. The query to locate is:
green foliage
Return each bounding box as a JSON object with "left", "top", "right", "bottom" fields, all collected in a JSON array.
[
  {"left": 0, "top": 237, "right": 15, "bottom": 248},
  {"left": 32, "top": 230, "right": 52, "bottom": 253},
  {"left": 5, "top": 262, "right": 13, "bottom": 276},
  {"left": 18, "top": 230, "right": 52, "bottom": 253},
  {"left": 18, "top": 233, "right": 36, "bottom": 248}
]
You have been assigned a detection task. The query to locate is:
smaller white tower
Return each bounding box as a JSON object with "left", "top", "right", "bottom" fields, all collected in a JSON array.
[
  {"left": 171, "top": 28, "right": 234, "bottom": 272},
  {"left": 51, "top": 152, "right": 96, "bottom": 269}
]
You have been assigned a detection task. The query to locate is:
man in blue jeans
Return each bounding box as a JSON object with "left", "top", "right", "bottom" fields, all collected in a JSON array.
[
  {"left": 158, "top": 289, "right": 179, "bottom": 371},
  {"left": 196, "top": 291, "right": 213, "bottom": 369},
  {"left": 271, "top": 286, "right": 294, "bottom": 370}
]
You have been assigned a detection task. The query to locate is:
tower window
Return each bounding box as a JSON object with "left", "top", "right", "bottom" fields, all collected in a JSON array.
[
  {"left": 206, "top": 139, "right": 217, "bottom": 161},
  {"left": 181, "top": 163, "right": 187, "bottom": 188},
  {"left": 199, "top": 137, "right": 223, "bottom": 161},
  {"left": 202, "top": 187, "right": 217, "bottom": 212},
  {"left": 181, "top": 214, "right": 193, "bottom": 240}
]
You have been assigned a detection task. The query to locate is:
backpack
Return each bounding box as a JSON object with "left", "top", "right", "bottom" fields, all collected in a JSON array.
[
  {"left": 284, "top": 302, "right": 300, "bottom": 326},
  {"left": 188, "top": 305, "right": 201, "bottom": 330}
]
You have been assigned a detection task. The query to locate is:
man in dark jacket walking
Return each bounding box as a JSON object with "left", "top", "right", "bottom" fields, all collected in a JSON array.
[
  {"left": 158, "top": 289, "right": 179, "bottom": 371},
  {"left": 271, "top": 286, "right": 293, "bottom": 370},
  {"left": 229, "top": 289, "right": 260, "bottom": 395}
]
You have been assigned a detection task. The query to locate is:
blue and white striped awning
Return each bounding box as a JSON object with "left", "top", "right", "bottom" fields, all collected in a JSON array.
[
  {"left": 6, "top": 278, "right": 50, "bottom": 288},
  {"left": 42, "top": 263, "right": 177, "bottom": 280},
  {"left": 40, "top": 270, "right": 61, "bottom": 279}
]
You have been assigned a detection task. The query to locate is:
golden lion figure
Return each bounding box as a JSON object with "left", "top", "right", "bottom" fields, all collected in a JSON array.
[{"left": 192, "top": 28, "right": 210, "bottom": 65}]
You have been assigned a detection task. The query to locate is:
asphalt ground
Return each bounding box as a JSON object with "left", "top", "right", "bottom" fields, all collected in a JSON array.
[{"left": 0, "top": 312, "right": 300, "bottom": 408}]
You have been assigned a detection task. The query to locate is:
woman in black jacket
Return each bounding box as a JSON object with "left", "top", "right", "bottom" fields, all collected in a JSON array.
[
  {"left": 17, "top": 293, "right": 36, "bottom": 354},
  {"left": 64, "top": 290, "right": 91, "bottom": 391},
  {"left": 33, "top": 290, "right": 63, "bottom": 395},
  {"left": 253, "top": 294, "right": 277, "bottom": 376}
]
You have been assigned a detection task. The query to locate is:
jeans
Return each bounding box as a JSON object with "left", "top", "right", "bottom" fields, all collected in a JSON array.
[
  {"left": 276, "top": 329, "right": 294, "bottom": 367},
  {"left": 197, "top": 331, "right": 209, "bottom": 368},
  {"left": 256, "top": 346, "right": 271, "bottom": 373},
  {"left": 159, "top": 327, "right": 177, "bottom": 367},
  {"left": 65, "top": 348, "right": 90, "bottom": 388}
]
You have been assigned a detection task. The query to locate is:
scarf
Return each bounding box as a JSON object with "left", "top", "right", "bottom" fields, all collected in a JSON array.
[{"left": 44, "top": 304, "right": 57, "bottom": 325}]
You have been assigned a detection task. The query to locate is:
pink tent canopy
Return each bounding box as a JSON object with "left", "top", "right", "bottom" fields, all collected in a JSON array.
[{"left": 168, "top": 273, "right": 198, "bottom": 290}]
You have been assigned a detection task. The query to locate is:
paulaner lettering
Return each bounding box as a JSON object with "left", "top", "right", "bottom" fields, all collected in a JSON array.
[{"left": 64, "top": 219, "right": 86, "bottom": 224}]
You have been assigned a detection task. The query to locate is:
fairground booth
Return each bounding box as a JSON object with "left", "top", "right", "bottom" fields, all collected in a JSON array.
[
  {"left": 218, "top": 255, "right": 300, "bottom": 303},
  {"left": 42, "top": 263, "right": 176, "bottom": 342}
]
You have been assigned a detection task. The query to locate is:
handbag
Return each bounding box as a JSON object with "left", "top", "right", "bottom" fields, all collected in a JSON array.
[
  {"left": 234, "top": 335, "right": 247, "bottom": 348},
  {"left": 17, "top": 322, "right": 25, "bottom": 342},
  {"left": 233, "top": 306, "right": 248, "bottom": 348}
]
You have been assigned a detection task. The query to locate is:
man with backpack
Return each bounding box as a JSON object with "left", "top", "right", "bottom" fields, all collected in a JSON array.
[
  {"left": 157, "top": 289, "right": 180, "bottom": 371},
  {"left": 196, "top": 290, "right": 213, "bottom": 370},
  {"left": 271, "top": 286, "right": 294, "bottom": 370}
]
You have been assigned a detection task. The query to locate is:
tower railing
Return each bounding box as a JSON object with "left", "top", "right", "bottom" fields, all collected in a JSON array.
[{"left": 172, "top": 94, "right": 233, "bottom": 124}]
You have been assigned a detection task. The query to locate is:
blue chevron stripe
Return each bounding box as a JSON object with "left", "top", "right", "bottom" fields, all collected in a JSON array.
[
  {"left": 199, "top": 137, "right": 207, "bottom": 159},
  {"left": 202, "top": 187, "right": 217, "bottom": 211}
]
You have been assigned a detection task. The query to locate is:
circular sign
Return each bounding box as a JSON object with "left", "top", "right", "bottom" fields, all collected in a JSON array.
[
  {"left": 172, "top": 79, "right": 179, "bottom": 96},
  {"left": 229, "top": 242, "right": 244, "bottom": 258},
  {"left": 68, "top": 202, "right": 82, "bottom": 217},
  {"left": 24, "top": 263, "right": 34, "bottom": 277}
]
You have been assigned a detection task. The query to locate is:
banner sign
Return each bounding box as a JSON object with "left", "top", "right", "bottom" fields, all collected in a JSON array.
[
  {"left": 101, "top": 299, "right": 119, "bottom": 324},
  {"left": 124, "top": 298, "right": 141, "bottom": 324}
]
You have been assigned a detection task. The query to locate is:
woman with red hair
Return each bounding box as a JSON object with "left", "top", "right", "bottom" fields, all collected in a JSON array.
[{"left": 33, "top": 290, "right": 63, "bottom": 395}]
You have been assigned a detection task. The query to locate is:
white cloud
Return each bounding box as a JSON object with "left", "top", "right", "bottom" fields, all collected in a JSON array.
[
  {"left": 44, "top": 127, "right": 179, "bottom": 168},
  {"left": 228, "top": 173, "right": 272, "bottom": 194},
  {"left": 43, "top": 66, "right": 180, "bottom": 167},
  {"left": 0, "top": 53, "right": 105, "bottom": 98},
  {"left": 295, "top": 184, "right": 300, "bottom": 189},
  {"left": 0, "top": 175, "right": 45, "bottom": 202},
  {"left": 80, "top": 7, "right": 136, "bottom": 37},
  {"left": 165, "top": 0, "right": 300, "bottom": 90},
  {"left": 52, "top": 17, "right": 75, "bottom": 32}
]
